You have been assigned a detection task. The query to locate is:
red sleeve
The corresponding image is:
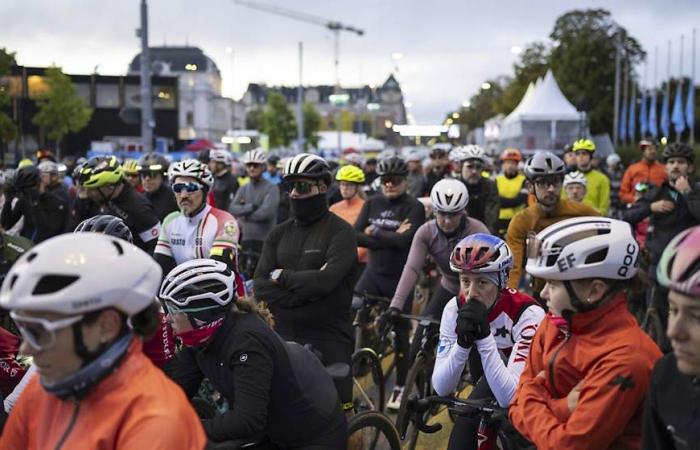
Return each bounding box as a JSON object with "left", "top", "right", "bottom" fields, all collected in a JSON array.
[
  {"left": 141, "top": 312, "right": 175, "bottom": 368},
  {"left": 0, "top": 327, "right": 27, "bottom": 397}
]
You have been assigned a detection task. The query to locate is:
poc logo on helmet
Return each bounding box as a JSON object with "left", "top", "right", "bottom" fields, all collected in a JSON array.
[{"left": 617, "top": 243, "right": 638, "bottom": 278}]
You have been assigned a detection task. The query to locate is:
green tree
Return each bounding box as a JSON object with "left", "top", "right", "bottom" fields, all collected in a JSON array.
[
  {"left": 262, "top": 92, "right": 295, "bottom": 148},
  {"left": 32, "top": 66, "right": 92, "bottom": 158},
  {"left": 454, "top": 77, "right": 508, "bottom": 131},
  {"left": 300, "top": 102, "right": 321, "bottom": 149},
  {"left": 245, "top": 107, "right": 264, "bottom": 130},
  {"left": 548, "top": 9, "right": 644, "bottom": 134},
  {"left": 498, "top": 42, "right": 550, "bottom": 114},
  {"left": 0, "top": 48, "right": 18, "bottom": 150}
]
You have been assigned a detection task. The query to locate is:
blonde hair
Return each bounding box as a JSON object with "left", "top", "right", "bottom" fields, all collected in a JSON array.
[{"left": 232, "top": 296, "right": 275, "bottom": 328}]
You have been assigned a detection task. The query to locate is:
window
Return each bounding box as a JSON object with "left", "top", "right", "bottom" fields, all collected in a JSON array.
[
  {"left": 0, "top": 76, "right": 22, "bottom": 98},
  {"left": 153, "top": 85, "right": 176, "bottom": 110},
  {"left": 124, "top": 84, "right": 140, "bottom": 107},
  {"left": 186, "top": 111, "right": 194, "bottom": 126},
  {"left": 74, "top": 83, "right": 91, "bottom": 105},
  {"left": 27, "top": 76, "right": 49, "bottom": 98},
  {"left": 96, "top": 84, "right": 120, "bottom": 108}
]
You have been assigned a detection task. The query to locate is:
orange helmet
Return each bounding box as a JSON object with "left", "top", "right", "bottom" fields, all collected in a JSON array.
[{"left": 500, "top": 148, "right": 522, "bottom": 162}]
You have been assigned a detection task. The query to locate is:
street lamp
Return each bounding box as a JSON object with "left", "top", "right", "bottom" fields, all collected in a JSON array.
[
  {"left": 461, "top": 100, "right": 471, "bottom": 108},
  {"left": 481, "top": 82, "right": 491, "bottom": 90},
  {"left": 451, "top": 112, "right": 460, "bottom": 120}
]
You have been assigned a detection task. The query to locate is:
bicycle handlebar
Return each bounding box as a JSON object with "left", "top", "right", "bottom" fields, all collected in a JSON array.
[
  {"left": 353, "top": 291, "right": 392, "bottom": 304},
  {"left": 403, "top": 395, "right": 508, "bottom": 437}
]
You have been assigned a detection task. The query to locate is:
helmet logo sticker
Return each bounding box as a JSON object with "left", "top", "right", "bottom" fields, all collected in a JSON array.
[
  {"left": 557, "top": 253, "right": 576, "bottom": 272},
  {"left": 239, "top": 353, "right": 248, "bottom": 362}
]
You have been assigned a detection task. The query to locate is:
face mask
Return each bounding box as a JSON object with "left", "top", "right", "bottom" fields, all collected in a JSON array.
[
  {"left": 546, "top": 312, "right": 569, "bottom": 330},
  {"left": 290, "top": 194, "right": 328, "bottom": 225},
  {"left": 176, "top": 317, "right": 226, "bottom": 347}
]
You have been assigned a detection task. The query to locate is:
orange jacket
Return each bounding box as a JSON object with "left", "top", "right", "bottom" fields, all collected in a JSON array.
[
  {"left": 0, "top": 339, "right": 207, "bottom": 450},
  {"left": 506, "top": 199, "right": 600, "bottom": 290},
  {"left": 330, "top": 196, "right": 368, "bottom": 263},
  {"left": 619, "top": 160, "right": 667, "bottom": 205},
  {"left": 509, "top": 293, "right": 661, "bottom": 449}
]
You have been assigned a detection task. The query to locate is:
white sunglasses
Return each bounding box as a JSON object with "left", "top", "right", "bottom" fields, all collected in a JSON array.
[{"left": 10, "top": 311, "right": 84, "bottom": 351}]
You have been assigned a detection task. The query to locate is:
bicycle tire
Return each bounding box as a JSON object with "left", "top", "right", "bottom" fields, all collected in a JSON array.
[
  {"left": 353, "top": 348, "right": 386, "bottom": 413},
  {"left": 348, "top": 410, "right": 402, "bottom": 450},
  {"left": 395, "top": 353, "right": 429, "bottom": 450}
]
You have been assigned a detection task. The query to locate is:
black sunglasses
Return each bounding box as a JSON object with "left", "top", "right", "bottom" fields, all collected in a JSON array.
[
  {"left": 172, "top": 182, "right": 204, "bottom": 193},
  {"left": 287, "top": 180, "right": 318, "bottom": 194},
  {"left": 380, "top": 175, "right": 404, "bottom": 186}
]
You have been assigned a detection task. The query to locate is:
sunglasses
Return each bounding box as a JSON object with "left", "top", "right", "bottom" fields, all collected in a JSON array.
[
  {"left": 534, "top": 177, "right": 563, "bottom": 188},
  {"left": 287, "top": 180, "right": 317, "bottom": 194},
  {"left": 380, "top": 175, "right": 404, "bottom": 186},
  {"left": 10, "top": 311, "right": 84, "bottom": 351},
  {"left": 140, "top": 171, "right": 161, "bottom": 179},
  {"left": 172, "top": 182, "right": 204, "bottom": 193}
]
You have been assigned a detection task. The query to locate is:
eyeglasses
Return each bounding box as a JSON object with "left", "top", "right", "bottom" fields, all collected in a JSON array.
[
  {"left": 287, "top": 180, "right": 317, "bottom": 195},
  {"left": 534, "top": 177, "right": 563, "bottom": 188},
  {"left": 380, "top": 175, "right": 404, "bottom": 186},
  {"left": 10, "top": 311, "right": 84, "bottom": 351},
  {"left": 172, "top": 182, "right": 204, "bottom": 193}
]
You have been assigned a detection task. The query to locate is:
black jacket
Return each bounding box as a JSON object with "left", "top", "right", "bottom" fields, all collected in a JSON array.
[
  {"left": 642, "top": 353, "right": 700, "bottom": 450},
  {"left": 464, "top": 177, "right": 500, "bottom": 233},
  {"left": 623, "top": 180, "right": 700, "bottom": 267},
  {"left": 101, "top": 182, "right": 161, "bottom": 253},
  {"left": 254, "top": 210, "right": 358, "bottom": 344},
  {"left": 426, "top": 168, "right": 449, "bottom": 195},
  {"left": 169, "top": 313, "right": 343, "bottom": 446},
  {"left": 212, "top": 172, "right": 238, "bottom": 211},
  {"left": 1, "top": 188, "right": 69, "bottom": 242},
  {"left": 145, "top": 182, "right": 178, "bottom": 222},
  {"left": 354, "top": 192, "right": 425, "bottom": 276}
]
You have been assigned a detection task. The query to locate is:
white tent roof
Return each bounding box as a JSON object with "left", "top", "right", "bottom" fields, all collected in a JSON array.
[{"left": 503, "top": 70, "right": 580, "bottom": 123}]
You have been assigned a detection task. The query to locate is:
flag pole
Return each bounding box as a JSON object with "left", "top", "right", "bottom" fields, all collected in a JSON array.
[{"left": 692, "top": 28, "right": 696, "bottom": 145}]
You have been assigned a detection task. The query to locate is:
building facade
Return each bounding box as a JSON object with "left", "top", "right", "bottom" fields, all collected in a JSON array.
[
  {"left": 128, "top": 46, "right": 240, "bottom": 142},
  {"left": 242, "top": 74, "right": 407, "bottom": 140}
]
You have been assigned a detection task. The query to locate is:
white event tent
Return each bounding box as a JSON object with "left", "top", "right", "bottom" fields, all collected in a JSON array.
[{"left": 499, "top": 70, "right": 583, "bottom": 154}]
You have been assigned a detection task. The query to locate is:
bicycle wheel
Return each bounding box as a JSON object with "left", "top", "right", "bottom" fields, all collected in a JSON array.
[
  {"left": 348, "top": 410, "right": 402, "bottom": 450},
  {"left": 353, "top": 348, "right": 386, "bottom": 413},
  {"left": 395, "top": 353, "right": 430, "bottom": 450}
]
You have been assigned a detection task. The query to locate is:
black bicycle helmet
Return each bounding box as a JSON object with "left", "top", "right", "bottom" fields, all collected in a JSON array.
[
  {"left": 74, "top": 214, "right": 134, "bottom": 243},
  {"left": 283, "top": 153, "right": 332, "bottom": 184},
  {"left": 138, "top": 152, "right": 169, "bottom": 175},
  {"left": 662, "top": 142, "right": 695, "bottom": 163},
  {"left": 376, "top": 156, "right": 408, "bottom": 176},
  {"left": 13, "top": 166, "right": 40, "bottom": 190}
]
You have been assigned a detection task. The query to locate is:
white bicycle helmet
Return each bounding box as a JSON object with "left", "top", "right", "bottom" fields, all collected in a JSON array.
[
  {"left": 209, "top": 149, "right": 233, "bottom": 166},
  {"left": 159, "top": 259, "right": 235, "bottom": 308},
  {"left": 462, "top": 145, "right": 486, "bottom": 163},
  {"left": 430, "top": 179, "right": 469, "bottom": 213},
  {"left": 168, "top": 159, "right": 214, "bottom": 188},
  {"left": 525, "top": 217, "right": 639, "bottom": 282},
  {"left": 563, "top": 171, "right": 588, "bottom": 188},
  {"left": 606, "top": 153, "right": 621, "bottom": 168},
  {"left": 343, "top": 152, "right": 366, "bottom": 167},
  {"left": 0, "top": 233, "right": 161, "bottom": 316},
  {"left": 241, "top": 148, "right": 267, "bottom": 165},
  {"left": 523, "top": 151, "right": 566, "bottom": 180}
]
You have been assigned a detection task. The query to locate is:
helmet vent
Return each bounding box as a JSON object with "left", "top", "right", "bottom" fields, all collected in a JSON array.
[
  {"left": 112, "top": 240, "right": 124, "bottom": 256},
  {"left": 679, "top": 258, "right": 700, "bottom": 283},
  {"left": 8, "top": 274, "right": 18, "bottom": 290},
  {"left": 32, "top": 275, "right": 80, "bottom": 295},
  {"left": 585, "top": 247, "right": 609, "bottom": 265},
  {"left": 26, "top": 252, "right": 38, "bottom": 262}
]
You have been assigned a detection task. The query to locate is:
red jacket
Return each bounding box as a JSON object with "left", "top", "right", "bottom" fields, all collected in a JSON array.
[
  {"left": 0, "top": 327, "right": 27, "bottom": 397},
  {"left": 509, "top": 293, "right": 661, "bottom": 449},
  {"left": 619, "top": 160, "right": 667, "bottom": 205},
  {"left": 0, "top": 339, "right": 207, "bottom": 450}
]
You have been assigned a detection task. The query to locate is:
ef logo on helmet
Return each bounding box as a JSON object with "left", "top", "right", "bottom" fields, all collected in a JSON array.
[{"left": 557, "top": 253, "right": 576, "bottom": 272}]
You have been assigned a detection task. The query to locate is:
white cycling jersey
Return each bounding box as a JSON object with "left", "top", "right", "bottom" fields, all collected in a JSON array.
[
  {"left": 432, "top": 289, "right": 545, "bottom": 407},
  {"left": 155, "top": 204, "right": 240, "bottom": 265}
]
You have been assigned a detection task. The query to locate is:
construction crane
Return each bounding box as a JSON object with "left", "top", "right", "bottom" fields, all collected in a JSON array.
[{"left": 234, "top": 0, "right": 364, "bottom": 87}]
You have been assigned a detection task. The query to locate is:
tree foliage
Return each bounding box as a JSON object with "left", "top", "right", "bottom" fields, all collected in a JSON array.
[
  {"left": 245, "top": 107, "right": 264, "bottom": 130},
  {"left": 453, "top": 77, "right": 508, "bottom": 130},
  {"left": 32, "top": 66, "right": 92, "bottom": 156},
  {"left": 497, "top": 42, "right": 549, "bottom": 114},
  {"left": 0, "top": 48, "right": 17, "bottom": 143},
  {"left": 262, "top": 92, "right": 295, "bottom": 148},
  {"left": 301, "top": 102, "right": 321, "bottom": 149}
]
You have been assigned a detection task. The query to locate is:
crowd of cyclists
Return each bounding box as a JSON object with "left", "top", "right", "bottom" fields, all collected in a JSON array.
[{"left": 0, "top": 136, "right": 696, "bottom": 449}]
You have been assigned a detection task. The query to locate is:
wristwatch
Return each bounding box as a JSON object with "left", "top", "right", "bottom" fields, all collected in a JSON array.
[{"left": 270, "top": 269, "right": 283, "bottom": 283}]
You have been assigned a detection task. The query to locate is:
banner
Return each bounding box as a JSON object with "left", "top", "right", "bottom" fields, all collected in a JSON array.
[
  {"left": 640, "top": 90, "right": 648, "bottom": 137},
  {"left": 628, "top": 87, "right": 636, "bottom": 140},
  {"left": 649, "top": 92, "right": 658, "bottom": 138},
  {"left": 686, "top": 83, "right": 695, "bottom": 130},
  {"left": 661, "top": 87, "right": 670, "bottom": 137},
  {"left": 672, "top": 83, "right": 686, "bottom": 135}
]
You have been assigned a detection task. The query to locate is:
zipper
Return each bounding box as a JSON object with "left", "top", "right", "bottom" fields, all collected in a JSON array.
[
  {"left": 547, "top": 330, "right": 570, "bottom": 397},
  {"left": 54, "top": 400, "right": 81, "bottom": 450}
]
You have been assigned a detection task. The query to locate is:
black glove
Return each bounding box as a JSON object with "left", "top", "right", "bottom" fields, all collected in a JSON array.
[
  {"left": 456, "top": 300, "right": 490, "bottom": 348},
  {"left": 377, "top": 307, "right": 401, "bottom": 332}
]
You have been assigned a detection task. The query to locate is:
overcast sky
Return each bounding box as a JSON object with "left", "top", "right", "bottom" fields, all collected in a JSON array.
[{"left": 2, "top": 0, "right": 699, "bottom": 123}]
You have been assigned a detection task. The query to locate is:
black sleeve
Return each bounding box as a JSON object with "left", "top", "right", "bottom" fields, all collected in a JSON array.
[
  {"left": 484, "top": 181, "right": 500, "bottom": 232},
  {"left": 280, "top": 222, "right": 357, "bottom": 298},
  {"left": 167, "top": 347, "right": 205, "bottom": 399},
  {"left": 683, "top": 182, "right": 700, "bottom": 222},
  {"left": 253, "top": 227, "right": 307, "bottom": 306},
  {"left": 499, "top": 192, "right": 528, "bottom": 208},
  {"left": 31, "top": 191, "right": 70, "bottom": 242},
  {"left": 372, "top": 202, "right": 425, "bottom": 249},
  {"left": 0, "top": 195, "right": 21, "bottom": 230},
  {"left": 622, "top": 189, "right": 655, "bottom": 225},
  {"left": 203, "top": 332, "right": 273, "bottom": 442},
  {"left": 154, "top": 253, "right": 177, "bottom": 280},
  {"left": 641, "top": 367, "right": 674, "bottom": 450}
]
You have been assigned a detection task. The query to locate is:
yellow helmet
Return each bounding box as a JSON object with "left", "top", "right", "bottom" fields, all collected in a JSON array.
[
  {"left": 79, "top": 156, "right": 124, "bottom": 188},
  {"left": 17, "top": 158, "right": 34, "bottom": 169},
  {"left": 572, "top": 139, "right": 596, "bottom": 153},
  {"left": 122, "top": 159, "right": 140, "bottom": 175},
  {"left": 336, "top": 165, "right": 365, "bottom": 184}
]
